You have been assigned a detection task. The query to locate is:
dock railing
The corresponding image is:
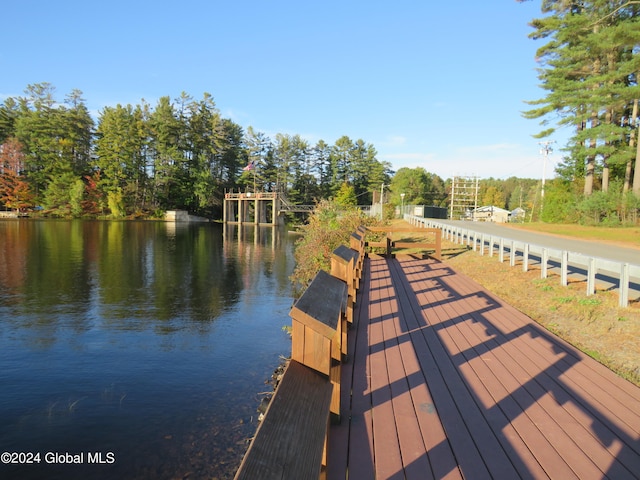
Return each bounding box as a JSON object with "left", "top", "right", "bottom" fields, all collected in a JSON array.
[
  {"left": 406, "top": 214, "right": 639, "bottom": 308},
  {"left": 234, "top": 229, "right": 364, "bottom": 480}
]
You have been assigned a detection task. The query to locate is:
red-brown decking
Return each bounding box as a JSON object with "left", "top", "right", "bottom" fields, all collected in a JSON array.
[{"left": 328, "top": 256, "right": 640, "bottom": 479}]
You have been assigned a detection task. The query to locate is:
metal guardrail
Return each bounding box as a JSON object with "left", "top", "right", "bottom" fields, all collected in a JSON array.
[{"left": 406, "top": 215, "right": 639, "bottom": 308}]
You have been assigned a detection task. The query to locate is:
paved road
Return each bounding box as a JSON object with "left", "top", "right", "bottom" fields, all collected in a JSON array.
[{"left": 439, "top": 220, "right": 640, "bottom": 266}]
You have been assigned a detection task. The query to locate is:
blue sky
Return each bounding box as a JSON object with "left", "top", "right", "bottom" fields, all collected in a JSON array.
[{"left": 1, "top": 1, "right": 564, "bottom": 181}]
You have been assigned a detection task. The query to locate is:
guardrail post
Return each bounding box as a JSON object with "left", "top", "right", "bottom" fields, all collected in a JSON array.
[
  {"left": 561, "top": 251, "right": 569, "bottom": 286},
  {"left": 541, "top": 248, "right": 548, "bottom": 279},
  {"left": 620, "top": 263, "right": 629, "bottom": 308},
  {"left": 587, "top": 257, "right": 596, "bottom": 295},
  {"left": 510, "top": 240, "right": 516, "bottom": 267},
  {"left": 405, "top": 215, "right": 637, "bottom": 309}
]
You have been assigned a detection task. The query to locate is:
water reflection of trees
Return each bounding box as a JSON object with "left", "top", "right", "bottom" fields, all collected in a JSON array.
[{"left": 0, "top": 220, "right": 294, "bottom": 339}]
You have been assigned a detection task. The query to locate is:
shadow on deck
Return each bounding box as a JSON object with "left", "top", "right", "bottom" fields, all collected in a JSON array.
[{"left": 328, "top": 255, "right": 640, "bottom": 479}]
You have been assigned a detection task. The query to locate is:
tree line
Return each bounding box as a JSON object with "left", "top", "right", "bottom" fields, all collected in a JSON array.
[
  {"left": 0, "top": 83, "right": 393, "bottom": 218},
  {"left": 0, "top": 82, "right": 544, "bottom": 222}
]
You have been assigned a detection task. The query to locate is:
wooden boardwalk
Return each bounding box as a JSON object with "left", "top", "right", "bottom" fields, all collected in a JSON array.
[{"left": 328, "top": 255, "right": 640, "bottom": 479}]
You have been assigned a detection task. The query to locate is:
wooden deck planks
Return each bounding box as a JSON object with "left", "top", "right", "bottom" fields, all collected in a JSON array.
[
  {"left": 388, "top": 258, "right": 522, "bottom": 480},
  {"left": 410, "top": 289, "right": 565, "bottom": 477},
  {"left": 399, "top": 259, "right": 590, "bottom": 479},
  {"left": 445, "top": 267, "right": 640, "bottom": 433},
  {"left": 438, "top": 267, "right": 640, "bottom": 471},
  {"left": 399, "top": 256, "right": 640, "bottom": 479},
  {"left": 329, "top": 258, "right": 375, "bottom": 480},
  {"left": 327, "top": 255, "right": 640, "bottom": 480},
  {"left": 377, "top": 268, "right": 433, "bottom": 480},
  {"left": 369, "top": 277, "right": 404, "bottom": 479},
  {"left": 447, "top": 279, "right": 639, "bottom": 478}
]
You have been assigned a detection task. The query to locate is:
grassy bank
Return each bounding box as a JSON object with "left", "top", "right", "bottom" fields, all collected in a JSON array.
[{"left": 506, "top": 222, "right": 640, "bottom": 249}]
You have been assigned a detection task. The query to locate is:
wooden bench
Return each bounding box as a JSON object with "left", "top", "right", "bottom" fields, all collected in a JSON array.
[
  {"left": 234, "top": 360, "right": 333, "bottom": 480},
  {"left": 235, "top": 270, "right": 346, "bottom": 480},
  {"left": 290, "top": 269, "right": 346, "bottom": 419},
  {"left": 330, "top": 246, "right": 359, "bottom": 357},
  {"left": 349, "top": 232, "right": 365, "bottom": 288}
]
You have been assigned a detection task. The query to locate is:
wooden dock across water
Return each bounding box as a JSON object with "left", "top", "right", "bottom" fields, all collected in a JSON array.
[{"left": 328, "top": 255, "right": 640, "bottom": 479}]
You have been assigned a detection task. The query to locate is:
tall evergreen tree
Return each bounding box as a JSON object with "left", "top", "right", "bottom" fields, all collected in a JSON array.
[
  {"left": 148, "top": 96, "right": 183, "bottom": 209},
  {"left": 523, "top": 0, "right": 640, "bottom": 196},
  {"left": 243, "top": 126, "right": 271, "bottom": 191},
  {"left": 63, "top": 89, "right": 94, "bottom": 175},
  {"left": 329, "top": 136, "right": 354, "bottom": 193},
  {"left": 95, "top": 104, "right": 149, "bottom": 216},
  {"left": 273, "top": 133, "right": 296, "bottom": 193},
  {"left": 311, "top": 139, "right": 332, "bottom": 197},
  {"left": 184, "top": 93, "right": 222, "bottom": 213},
  {"left": 13, "top": 83, "right": 94, "bottom": 207},
  {"left": 0, "top": 98, "right": 19, "bottom": 144}
]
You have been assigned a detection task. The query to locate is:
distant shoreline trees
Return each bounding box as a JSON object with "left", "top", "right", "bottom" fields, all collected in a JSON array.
[{"left": 0, "top": 83, "right": 393, "bottom": 219}]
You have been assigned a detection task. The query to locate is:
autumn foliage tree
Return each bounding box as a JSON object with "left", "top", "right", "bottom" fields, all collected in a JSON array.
[
  {"left": 0, "top": 137, "right": 34, "bottom": 211},
  {"left": 82, "top": 171, "right": 103, "bottom": 216}
]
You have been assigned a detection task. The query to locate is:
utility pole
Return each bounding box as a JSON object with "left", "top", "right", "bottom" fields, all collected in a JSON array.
[
  {"left": 538, "top": 141, "right": 554, "bottom": 217},
  {"left": 380, "top": 183, "right": 385, "bottom": 220}
]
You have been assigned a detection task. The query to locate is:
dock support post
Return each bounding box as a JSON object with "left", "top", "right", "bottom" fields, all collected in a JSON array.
[{"left": 223, "top": 193, "right": 227, "bottom": 223}]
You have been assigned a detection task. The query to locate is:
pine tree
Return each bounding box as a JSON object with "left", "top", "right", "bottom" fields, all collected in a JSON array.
[
  {"left": 96, "top": 104, "right": 149, "bottom": 216},
  {"left": 523, "top": 0, "right": 640, "bottom": 197}
]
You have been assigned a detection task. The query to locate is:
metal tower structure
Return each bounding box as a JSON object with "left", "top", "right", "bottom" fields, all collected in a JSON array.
[{"left": 449, "top": 175, "right": 479, "bottom": 220}]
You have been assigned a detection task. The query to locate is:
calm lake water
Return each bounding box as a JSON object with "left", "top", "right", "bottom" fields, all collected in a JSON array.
[{"left": 0, "top": 220, "right": 295, "bottom": 479}]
